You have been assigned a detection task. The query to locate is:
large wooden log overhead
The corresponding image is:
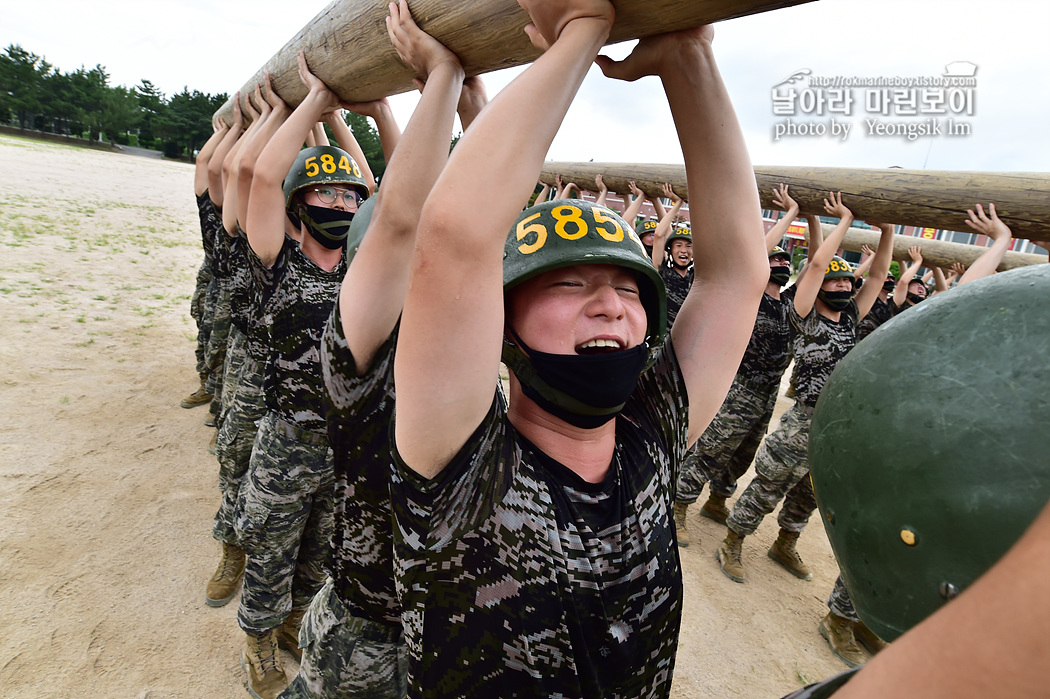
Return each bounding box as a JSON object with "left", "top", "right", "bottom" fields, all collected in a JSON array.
[
  {"left": 538, "top": 163, "right": 1050, "bottom": 244},
  {"left": 214, "top": 0, "right": 814, "bottom": 123}
]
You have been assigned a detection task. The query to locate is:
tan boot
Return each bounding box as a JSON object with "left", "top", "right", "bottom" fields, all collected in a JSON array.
[
  {"left": 242, "top": 629, "right": 288, "bottom": 699},
  {"left": 716, "top": 530, "right": 747, "bottom": 582},
  {"left": 180, "top": 373, "right": 213, "bottom": 408},
  {"left": 699, "top": 494, "right": 730, "bottom": 524},
  {"left": 673, "top": 502, "right": 691, "bottom": 547},
  {"left": 275, "top": 608, "right": 306, "bottom": 663},
  {"left": 767, "top": 529, "right": 813, "bottom": 580},
  {"left": 205, "top": 542, "right": 245, "bottom": 607},
  {"left": 820, "top": 612, "right": 870, "bottom": 668},
  {"left": 852, "top": 618, "right": 888, "bottom": 655}
]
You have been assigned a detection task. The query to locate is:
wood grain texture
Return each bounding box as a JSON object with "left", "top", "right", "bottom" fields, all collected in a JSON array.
[
  {"left": 214, "top": 0, "right": 813, "bottom": 122},
  {"left": 538, "top": 163, "right": 1050, "bottom": 243}
]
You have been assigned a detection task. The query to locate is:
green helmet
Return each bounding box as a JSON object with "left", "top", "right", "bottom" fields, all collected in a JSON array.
[
  {"left": 344, "top": 193, "right": 377, "bottom": 265},
  {"left": 504, "top": 199, "right": 666, "bottom": 346},
  {"left": 769, "top": 245, "right": 790, "bottom": 261},
  {"left": 809, "top": 264, "right": 1050, "bottom": 642},
  {"left": 283, "top": 146, "right": 369, "bottom": 208},
  {"left": 664, "top": 227, "right": 692, "bottom": 251},
  {"left": 823, "top": 256, "right": 854, "bottom": 281},
  {"left": 635, "top": 217, "right": 659, "bottom": 238}
]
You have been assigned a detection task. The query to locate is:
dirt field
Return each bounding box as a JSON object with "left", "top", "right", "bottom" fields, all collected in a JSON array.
[{"left": 0, "top": 133, "right": 847, "bottom": 698}]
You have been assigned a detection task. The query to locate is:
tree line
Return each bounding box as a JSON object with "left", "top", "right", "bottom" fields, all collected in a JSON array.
[{"left": 0, "top": 43, "right": 385, "bottom": 175}]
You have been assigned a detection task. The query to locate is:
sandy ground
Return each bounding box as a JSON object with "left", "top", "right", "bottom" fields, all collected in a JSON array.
[{"left": 0, "top": 133, "right": 848, "bottom": 698}]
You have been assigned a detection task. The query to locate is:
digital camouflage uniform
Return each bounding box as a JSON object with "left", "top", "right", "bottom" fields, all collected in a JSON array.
[
  {"left": 235, "top": 236, "right": 343, "bottom": 634},
  {"left": 213, "top": 227, "right": 269, "bottom": 546},
  {"left": 204, "top": 216, "right": 234, "bottom": 416},
  {"left": 855, "top": 295, "right": 894, "bottom": 343},
  {"left": 726, "top": 299, "right": 858, "bottom": 538},
  {"left": 677, "top": 287, "right": 795, "bottom": 504},
  {"left": 827, "top": 575, "right": 859, "bottom": 622},
  {"left": 192, "top": 192, "right": 220, "bottom": 376},
  {"left": 659, "top": 264, "right": 693, "bottom": 329},
  {"left": 280, "top": 308, "right": 408, "bottom": 698},
  {"left": 390, "top": 340, "right": 688, "bottom": 699}
]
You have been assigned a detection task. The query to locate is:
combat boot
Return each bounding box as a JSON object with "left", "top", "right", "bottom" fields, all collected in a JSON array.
[
  {"left": 275, "top": 608, "right": 306, "bottom": 663},
  {"left": 820, "top": 612, "right": 870, "bottom": 668},
  {"left": 767, "top": 529, "right": 813, "bottom": 580},
  {"left": 180, "top": 373, "right": 212, "bottom": 408},
  {"left": 673, "top": 502, "right": 691, "bottom": 547},
  {"left": 205, "top": 541, "right": 245, "bottom": 607},
  {"left": 716, "top": 530, "right": 747, "bottom": 582},
  {"left": 852, "top": 618, "right": 888, "bottom": 655},
  {"left": 242, "top": 629, "right": 288, "bottom": 699},
  {"left": 699, "top": 494, "right": 730, "bottom": 524}
]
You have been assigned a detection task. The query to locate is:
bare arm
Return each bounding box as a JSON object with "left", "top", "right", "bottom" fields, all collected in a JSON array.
[
  {"left": 621, "top": 180, "right": 646, "bottom": 223},
  {"left": 764, "top": 183, "right": 799, "bottom": 254},
  {"left": 893, "top": 246, "right": 923, "bottom": 306},
  {"left": 326, "top": 109, "right": 376, "bottom": 194},
  {"left": 931, "top": 266, "right": 949, "bottom": 295},
  {"left": 599, "top": 26, "right": 767, "bottom": 444},
  {"left": 194, "top": 119, "right": 228, "bottom": 196},
  {"left": 207, "top": 94, "right": 243, "bottom": 207},
  {"left": 223, "top": 87, "right": 268, "bottom": 236},
  {"left": 650, "top": 182, "right": 682, "bottom": 268},
  {"left": 793, "top": 193, "right": 854, "bottom": 319},
  {"left": 235, "top": 75, "right": 290, "bottom": 236},
  {"left": 338, "top": 0, "right": 464, "bottom": 374},
  {"left": 595, "top": 173, "right": 609, "bottom": 207},
  {"left": 246, "top": 52, "right": 346, "bottom": 267},
  {"left": 457, "top": 76, "right": 488, "bottom": 131},
  {"left": 854, "top": 223, "right": 894, "bottom": 320},
  {"left": 853, "top": 244, "right": 875, "bottom": 279},
  {"left": 959, "top": 203, "right": 1012, "bottom": 285},
  {"left": 394, "top": 3, "right": 616, "bottom": 478}
]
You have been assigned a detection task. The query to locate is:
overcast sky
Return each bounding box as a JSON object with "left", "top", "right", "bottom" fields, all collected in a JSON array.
[{"left": 4, "top": 0, "right": 1048, "bottom": 172}]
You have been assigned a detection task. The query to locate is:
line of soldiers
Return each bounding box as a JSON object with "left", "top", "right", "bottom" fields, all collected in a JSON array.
[{"left": 179, "top": 2, "right": 1043, "bottom": 698}]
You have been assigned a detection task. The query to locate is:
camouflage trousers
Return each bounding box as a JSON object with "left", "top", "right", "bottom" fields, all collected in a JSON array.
[
  {"left": 726, "top": 403, "right": 818, "bottom": 537},
  {"left": 279, "top": 579, "right": 408, "bottom": 699},
  {"left": 192, "top": 259, "right": 212, "bottom": 376},
  {"left": 236, "top": 412, "right": 335, "bottom": 634},
  {"left": 676, "top": 375, "right": 779, "bottom": 504},
  {"left": 827, "top": 575, "right": 859, "bottom": 622},
  {"left": 212, "top": 350, "right": 267, "bottom": 545},
  {"left": 218, "top": 325, "right": 248, "bottom": 425},
  {"left": 204, "top": 281, "right": 231, "bottom": 411}
]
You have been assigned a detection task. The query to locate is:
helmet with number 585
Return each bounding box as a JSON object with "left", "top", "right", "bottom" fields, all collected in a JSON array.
[{"left": 504, "top": 198, "right": 666, "bottom": 346}]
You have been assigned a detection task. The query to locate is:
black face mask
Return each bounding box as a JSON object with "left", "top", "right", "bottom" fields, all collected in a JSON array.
[
  {"left": 818, "top": 289, "right": 853, "bottom": 312},
  {"left": 907, "top": 292, "right": 925, "bottom": 305},
  {"left": 502, "top": 331, "right": 649, "bottom": 429},
  {"left": 768, "top": 267, "right": 791, "bottom": 287},
  {"left": 299, "top": 203, "right": 354, "bottom": 249}
]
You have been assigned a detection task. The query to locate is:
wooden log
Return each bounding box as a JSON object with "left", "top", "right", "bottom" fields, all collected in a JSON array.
[
  {"left": 538, "top": 163, "right": 1050, "bottom": 244},
  {"left": 214, "top": 0, "right": 814, "bottom": 123},
  {"left": 820, "top": 225, "right": 1045, "bottom": 273}
]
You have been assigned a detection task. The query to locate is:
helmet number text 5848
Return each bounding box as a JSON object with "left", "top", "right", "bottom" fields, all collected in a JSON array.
[
  {"left": 304, "top": 154, "right": 360, "bottom": 178},
  {"left": 516, "top": 205, "right": 627, "bottom": 255}
]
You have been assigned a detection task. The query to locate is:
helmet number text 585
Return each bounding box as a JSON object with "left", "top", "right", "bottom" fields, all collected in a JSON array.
[{"left": 516, "top": 205, "right": 627, "bottom": 255}]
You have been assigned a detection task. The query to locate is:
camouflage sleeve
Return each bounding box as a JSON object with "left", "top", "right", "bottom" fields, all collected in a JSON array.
[
  {"left": 320, "top": 300, "right": 396, "bottom": 421},
  {"left": 391, "top": 392, "right": 516, "bottom": 549},
  {"left": 628, "top": 338, "right": 690, "bottom": 474},
  {"left": 196, "top": 192, "right": 219, "bottom": 258},
  {"left": 242, "top": 226, "right": 288, "bottom": 300}
]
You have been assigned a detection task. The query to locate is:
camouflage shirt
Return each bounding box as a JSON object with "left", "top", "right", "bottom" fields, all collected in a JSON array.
[
  {"left": 217, "top": 227, "right": 258, "bottom": 338},
  {"left": 319, "top": 303, "right": 400, "bottom": 625},
  {"left": 248, "top": 237, "right": 346, "bottom": 435},
  {"left": 196, "top": 191, "right": 221, "bottom": 262},
  {"left": 391, "top": 341, "right": 688, "bottom": 699},
  {"left": 856, "top": 295, "right": 895, "bottom": 342},
  {"left": 659, "top": 264, "right": 693, "bottom": 329},
  {"left": 789, "top": 299, "right": 858, "bottom": 408},
  {"left": 736, "top": 286, "right": 796, "bottom": 392}
]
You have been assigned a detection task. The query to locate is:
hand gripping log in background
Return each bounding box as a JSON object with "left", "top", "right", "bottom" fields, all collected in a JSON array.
[
  {"left": 213, "top": 0, "right": 813, "bottom": 123},
  {"left": 537, "top": 164, "right": 1050, "bottom": 266}
]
